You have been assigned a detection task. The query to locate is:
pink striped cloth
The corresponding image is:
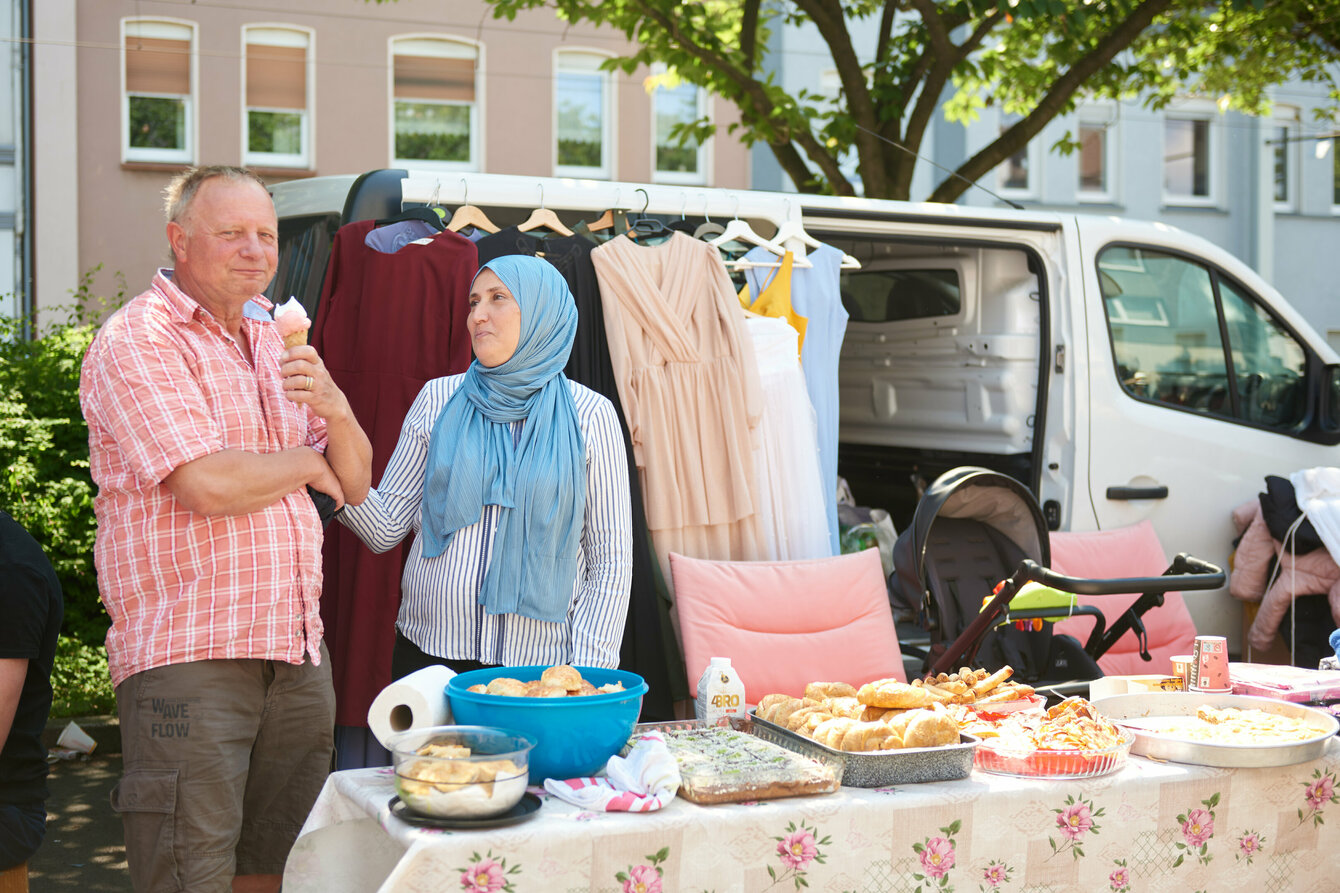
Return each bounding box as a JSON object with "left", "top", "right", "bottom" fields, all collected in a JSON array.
[{"left": 543, "top": 731, "right": 681, "bottom": 812}]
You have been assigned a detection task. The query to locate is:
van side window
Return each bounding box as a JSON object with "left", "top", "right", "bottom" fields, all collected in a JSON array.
[
  {"left": 1098, "top": 246, "right": 1307, "bottom": 430},
  {"left": 840, "top": 268, "right": 961, "bottom": 322}
]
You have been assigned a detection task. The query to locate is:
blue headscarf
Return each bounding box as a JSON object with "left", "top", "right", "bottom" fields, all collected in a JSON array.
[{"left": 420, "top": 255, "right": 585, "bottom": 623}]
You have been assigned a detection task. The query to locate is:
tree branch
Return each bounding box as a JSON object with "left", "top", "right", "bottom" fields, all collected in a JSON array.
[
  {"left": 876, "top": 1, "right": 897, "bottom": 69},
  {"left": 741, "top": 0, "right": 761, "bottom": 69},
  {"left": 930, "top": 0, "right": 1176, "bottom": 202}
]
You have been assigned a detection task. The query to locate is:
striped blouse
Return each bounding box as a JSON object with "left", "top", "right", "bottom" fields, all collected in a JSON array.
[{"left": 338, "top": 374, "right": 633, "bottom": 667}]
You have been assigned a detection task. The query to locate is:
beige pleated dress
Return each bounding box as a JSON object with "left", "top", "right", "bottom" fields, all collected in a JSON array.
[{"left": 591, "top": 232, "right": 766, "bottom": 586}]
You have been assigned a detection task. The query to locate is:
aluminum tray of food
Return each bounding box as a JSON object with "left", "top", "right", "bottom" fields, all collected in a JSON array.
[
  {"left": 747, "top": 711, "right": 979, "bottom": 787},
  {"left": 1092, "top": 691, "right": 1339, "bottom": 768},
  {"left": 633, "top": 717, "right": 844, "bottom": 805}
]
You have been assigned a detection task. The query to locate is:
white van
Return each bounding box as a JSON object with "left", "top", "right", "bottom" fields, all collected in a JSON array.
[{"left": 269, "top": 169, "right": 1340, "bottom": 653}]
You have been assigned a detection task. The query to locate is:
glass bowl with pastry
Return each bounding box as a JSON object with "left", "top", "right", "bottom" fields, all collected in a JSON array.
[
  {"left": 972, "top": 696, "right": 1134, "bottom": 778},
  {"left": 388, "top": 725, "right": 537, "bottom": 818}
]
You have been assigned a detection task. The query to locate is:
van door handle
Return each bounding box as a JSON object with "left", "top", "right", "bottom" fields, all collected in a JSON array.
[{"left": 1106, "top": 485, "right": 1169, "bottom": 500}]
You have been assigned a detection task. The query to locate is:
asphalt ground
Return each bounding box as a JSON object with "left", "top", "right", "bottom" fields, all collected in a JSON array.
[{"left": 28, "top": 751, "right": 129, "bottom": 891}]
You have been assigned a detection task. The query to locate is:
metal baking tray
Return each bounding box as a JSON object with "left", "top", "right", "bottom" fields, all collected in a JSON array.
[
  {"left": 632, "top": 717, "right": 844, "bottom": 803},
  {"left": 1092, "top": 691, "right": 1339, "bottom": 768},
  {"left": 748, "top": 711, "right": 979, "bottom": 787}
]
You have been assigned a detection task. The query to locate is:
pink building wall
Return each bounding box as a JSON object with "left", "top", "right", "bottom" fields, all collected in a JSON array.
[{"left": 68, "top": 0, "right": 749, "bottom": 304}]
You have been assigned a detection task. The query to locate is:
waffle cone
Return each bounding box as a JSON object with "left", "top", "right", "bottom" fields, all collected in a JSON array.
[{"left": 282, "top": 331, "right": 308, "bottom": 349}]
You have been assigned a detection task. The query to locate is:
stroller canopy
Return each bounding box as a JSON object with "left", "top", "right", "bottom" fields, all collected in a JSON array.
[{"left": 891, "top": 467, "right": 1050, "bottom": 632}]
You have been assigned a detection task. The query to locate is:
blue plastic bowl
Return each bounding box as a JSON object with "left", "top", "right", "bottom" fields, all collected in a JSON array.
[{"left": 446, "top": 666, "right": 647, "bottom": 783}]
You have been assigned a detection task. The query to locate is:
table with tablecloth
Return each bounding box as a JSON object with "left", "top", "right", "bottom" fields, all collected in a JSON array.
[{"left": 285, "top": 738, "right": 1339, "bottom": 892}]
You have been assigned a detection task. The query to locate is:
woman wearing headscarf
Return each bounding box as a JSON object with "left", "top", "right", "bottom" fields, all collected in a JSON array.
[{"left": 338, "top": 255, "right": 633, "bottom": 676}]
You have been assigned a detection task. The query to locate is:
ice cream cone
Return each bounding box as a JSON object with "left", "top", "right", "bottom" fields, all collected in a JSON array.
[{"left": 283, "top": 330, "right": 308, "bottom": 349}]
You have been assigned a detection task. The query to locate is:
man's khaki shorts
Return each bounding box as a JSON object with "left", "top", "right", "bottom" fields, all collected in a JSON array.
[{"left": 111, "top": 645, "right": 334, "bottom": 892}]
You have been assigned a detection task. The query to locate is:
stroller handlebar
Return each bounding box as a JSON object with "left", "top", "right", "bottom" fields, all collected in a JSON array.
[
  {"left": 927, "top": 553, "right": 1226, "bottom": 676},
  {"left": 1014, "top": 554, "right": 1226, "bottom": 596}
]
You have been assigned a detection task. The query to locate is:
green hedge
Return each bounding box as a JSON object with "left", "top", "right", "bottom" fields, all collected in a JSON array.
[{"left": 3, "top": 269, "right": 122, "bottom": 716}]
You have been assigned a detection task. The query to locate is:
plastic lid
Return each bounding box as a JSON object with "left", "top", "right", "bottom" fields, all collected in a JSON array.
[{"left": 709, "top": 657, "right": 732, "bottom": 668}]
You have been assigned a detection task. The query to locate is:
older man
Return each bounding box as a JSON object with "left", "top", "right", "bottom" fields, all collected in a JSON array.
[{"left": 80, "top": 166, "right": 372, "bottom": 893}]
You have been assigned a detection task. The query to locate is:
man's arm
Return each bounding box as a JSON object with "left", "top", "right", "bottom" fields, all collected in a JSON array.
[
  {"left": 165, "top": 446, "right": 342, "bottom": 516},
  {"left": 0, "top": 657, "right": 25, "bottom": 750}
]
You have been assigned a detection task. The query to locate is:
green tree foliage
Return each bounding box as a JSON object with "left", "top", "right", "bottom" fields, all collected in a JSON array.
[
  {"left": 387, "top": 0, "right": 1340, "bottom": 202},
  {"left": 0, "top": 268, "right": 124, "bottom": 645}
]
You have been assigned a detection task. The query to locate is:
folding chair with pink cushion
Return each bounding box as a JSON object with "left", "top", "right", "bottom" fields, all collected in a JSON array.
[
  {"left": 888, "top": 467, "right": 1224, "bottom": 684},
  {"left": 669, "top": 547, "right": 907, "bottom": 705}
]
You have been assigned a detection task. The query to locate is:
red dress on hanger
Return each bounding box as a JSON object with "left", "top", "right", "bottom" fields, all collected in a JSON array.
[{"left": 312, "top": 219, "right": 476, "bottom": 727}]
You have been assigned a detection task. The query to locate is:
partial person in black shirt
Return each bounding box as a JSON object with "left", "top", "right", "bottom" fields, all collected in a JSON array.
[{"left": 0, "top": 507, "right": 63, "bottom": 871}]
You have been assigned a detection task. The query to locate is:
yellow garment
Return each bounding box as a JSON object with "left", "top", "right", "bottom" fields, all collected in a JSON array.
[{"left": 737, "top": 251, "right": 806, "bottom": 357}]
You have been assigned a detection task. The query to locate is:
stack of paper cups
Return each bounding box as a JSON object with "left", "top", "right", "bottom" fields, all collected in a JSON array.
[
  {"left": 1188, "top": 636, "right": 1231, "bottom": 693},
  {"left": 366, "top": 664, "right": 457, "bottom": 749}
]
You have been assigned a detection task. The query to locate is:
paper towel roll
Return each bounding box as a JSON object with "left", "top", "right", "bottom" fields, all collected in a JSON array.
[{"left": 367, "top": 664, "right": 457, "bottom": 749}]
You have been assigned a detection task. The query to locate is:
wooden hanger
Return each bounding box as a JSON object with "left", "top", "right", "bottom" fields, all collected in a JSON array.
[
  {"left": 517, "top": 184, "right": 574, "bottom": 236},
  {"left": 446, "top": 179, "right": 499, "bottom": 234}
]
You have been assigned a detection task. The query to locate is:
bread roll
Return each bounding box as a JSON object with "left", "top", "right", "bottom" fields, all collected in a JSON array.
[
  {"left": 541, "top": 664, "right": 584, "bottom": 691},
  {"left": 805, "top": 681, "right": 858, "bottom": 701},
  {"left": 858, "top": 679, "right": 934, "bottom": 709},
  {"left": 902, "top": 709, "right": 960, "bottom": 748},
  {"left": 524, "top": 680, "right": 568, "bottom": 698},
  {"left": 486, "top": 677, "right": 528, "bottom": 697}
]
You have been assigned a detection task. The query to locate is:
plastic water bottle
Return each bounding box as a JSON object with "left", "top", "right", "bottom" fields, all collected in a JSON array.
[{"left": 695, "top": 657, "right": 746, "bottom": 727}]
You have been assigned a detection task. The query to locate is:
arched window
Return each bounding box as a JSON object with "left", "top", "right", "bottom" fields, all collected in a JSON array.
[
  {"left": 243, "top": 25, "right": 313, "bottom": 169},
  {"left": 391, "top": 35, "right": 480, "bottom": 170},
  {"left": 554, "top": 50, "right": 612, "bottom": 179},
  {"left": 122, "top": 18, "right": 196, "bottom": 163}
]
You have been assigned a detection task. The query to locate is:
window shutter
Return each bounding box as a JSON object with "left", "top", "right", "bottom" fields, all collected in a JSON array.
[
  {"left": 394, "top": 55, "right": 474, "bottom": 103},
  {"left": 248, "top": 44, "right": 306, "bottom": 110},
  {"left": 125, "top": 36, "right": 190, "bottom": 95}
]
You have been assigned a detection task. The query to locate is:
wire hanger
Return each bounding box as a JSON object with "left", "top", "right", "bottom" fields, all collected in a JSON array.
[
  {"left": 710, "top": 196, "right": 811, "bottom": 269},
  {"left": 773, "top": 200, "right": 861, "bottom": 269},
  {"left": 626, "top": 188, "right": 674, "bottom": 241},
  {"left": 447, "top": 179, "right": 500, "bottom": 234},
  {"left": 375, "top": 180, "right": 446, "bottom": 231},
  {"left": 518, "top": 184, "right": 574, "bottom": 236}
]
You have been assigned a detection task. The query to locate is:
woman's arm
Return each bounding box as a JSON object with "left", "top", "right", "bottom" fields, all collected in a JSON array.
[
  {"left": 338, "top": 381, "right": 443, "bottom": 553},
  {"left": 569, "top": 392, "right": 634, "bottom": 667}
]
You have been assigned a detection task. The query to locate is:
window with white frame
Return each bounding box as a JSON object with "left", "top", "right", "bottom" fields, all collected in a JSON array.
[
  {"left": 1163, "top": 103, "right": 1218, "bottom": 204},
  {"left": 1272, "top": 106, "right": 1299, "bottom": 211},
  {"left": 652, "top": 70, "right": 707, "bottom": 185},
  {"left": 1333, "top": 137, "right": 1340, "bottom": 210},
  {"left": 123, "top": 19, "right": 195, "bottom": 163},
  {"left": 997, "top": 112, "right": 1038, "bottom": 199},
  {"left": 391, "top": 36, "right": 479, "bottom": 170},
  {"left": 1077, "top": 103, "right": 1115, "bottom": 202},
  {"left": 244, "top": 26, "right": 311, "bottom": 168},
  {"left": 554, "top": 50, "right": 612, "bottom": 178}
]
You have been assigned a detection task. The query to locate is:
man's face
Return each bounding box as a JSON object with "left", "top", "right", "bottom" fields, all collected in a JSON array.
[{"left": 169, "top": 178, "right": 278, "bottom": 307}]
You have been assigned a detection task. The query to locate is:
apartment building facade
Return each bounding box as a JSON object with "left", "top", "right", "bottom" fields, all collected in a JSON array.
[{"left": 29, "top": 0, "right": 749, "bottom": 319}]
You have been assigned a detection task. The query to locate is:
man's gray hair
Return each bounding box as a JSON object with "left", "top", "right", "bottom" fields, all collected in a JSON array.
[{"left": 163, "top": 165, "right": 268, "bottom": 226}]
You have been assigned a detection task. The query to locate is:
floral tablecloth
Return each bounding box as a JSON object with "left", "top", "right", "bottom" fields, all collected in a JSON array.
[{"left": 285, "top": 739, "right": 1339, "bottom": 893}]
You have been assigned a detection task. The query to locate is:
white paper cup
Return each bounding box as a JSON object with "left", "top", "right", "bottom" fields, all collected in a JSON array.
[{"left": 56, "top": 720, "right": 97, "bottom": 754}]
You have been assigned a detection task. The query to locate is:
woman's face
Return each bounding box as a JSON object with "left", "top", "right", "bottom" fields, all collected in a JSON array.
[{"left": 468, "top": 268, "right": 522, "bottom": 367}]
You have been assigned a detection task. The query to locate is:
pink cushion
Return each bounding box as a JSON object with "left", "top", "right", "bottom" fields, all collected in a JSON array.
[
  {"left": 1049, "top": 521, "right": 1198, "bottom": 677},
  {"left": 669, "top": 548, "right": 905, "bottom": 704}
]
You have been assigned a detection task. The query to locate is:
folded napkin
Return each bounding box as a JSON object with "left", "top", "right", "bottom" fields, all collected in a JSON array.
[{"left": 543, "top": 730, "right": 681, "bottom": 812}]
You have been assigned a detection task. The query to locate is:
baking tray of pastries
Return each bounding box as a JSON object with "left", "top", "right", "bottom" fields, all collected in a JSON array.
[{"left": 748, "top": 711, "right": 978, "bottom": 788}]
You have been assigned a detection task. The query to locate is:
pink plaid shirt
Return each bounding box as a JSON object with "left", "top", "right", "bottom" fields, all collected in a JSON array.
[{"left": 81, "top": 270, "right": 329, "bottom": 687}]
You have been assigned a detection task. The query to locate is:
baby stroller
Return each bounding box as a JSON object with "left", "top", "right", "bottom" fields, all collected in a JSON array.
[{"left": 890, "top": 467, "right": 1225, "bottom": 685}]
